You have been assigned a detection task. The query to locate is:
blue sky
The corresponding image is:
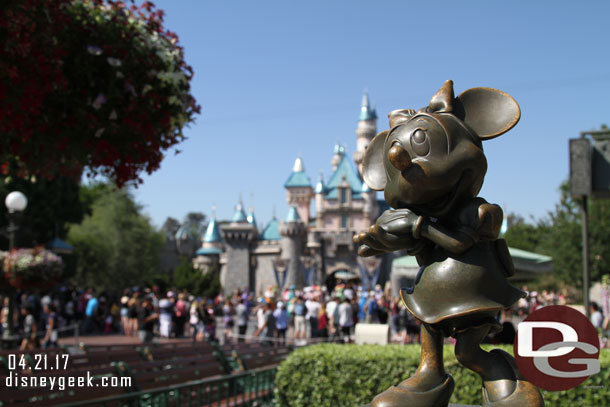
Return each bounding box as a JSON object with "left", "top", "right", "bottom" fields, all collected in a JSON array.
[{"left": 131, "top": 0, "right": 610, "bottom": 229}]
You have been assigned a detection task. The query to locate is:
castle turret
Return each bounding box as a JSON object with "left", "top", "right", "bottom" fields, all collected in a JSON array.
[
  {"left": 175, "top": 225, "right": 198, "bottom": 256},
  {"left": 279, "top": 206, "right": 306, "bottom": 289},
  {"left": 194, "top": 208, "right": 223, "bottom": 271},
  {"left": 332, "top": 143, "right": 345, "bottom": 172},
  {"left": 220, "top": 199, "right": 257, "bottom": 295},
  {"left": 284, "top": 157, "right": 313, "bottom": 224},
  {"left": 353, "top": 91, "right": 378, "bottom": 176}
]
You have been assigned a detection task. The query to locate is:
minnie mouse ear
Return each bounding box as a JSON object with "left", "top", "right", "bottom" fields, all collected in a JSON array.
[
  {"left": 457, "top": 87, "right": 520, "bottom": 140},
  {"left": 363, "top": 130, "right": 389, "bottom": 191}
]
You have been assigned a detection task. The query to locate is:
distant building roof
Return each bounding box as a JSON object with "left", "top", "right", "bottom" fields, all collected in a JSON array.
[
  {"left": 508, "top": 247, "right": 552, "bottom": 264},
  {"left": 232, "top": 202, "right": 248, "bottom": 223},
  {"left": 261, "top": 217, "right": 281, "bottom": 240},
  {"left": 392, "top": 246, "right": 553, "bottom": 281},
  {"left": 284, "top": 157, "right": 312, "bottom": 188},
  {"left": 359, "top": 91, "right": 377, "bottom": 121},
  {"left": 46, "top": 237, "right": 74, "bottom": 253},
  {"left": 325, "top": 154, "right": 364, "bottom": 199},
  {"left": 203, "top": 219, "right": 222, "bottom": 243},
  {"left": 285, "top": 206, "right": 301, "bottom": 222},
  {"left": 175, "top": 225, "right": 196, "bottom": 240},
  {"left": 195, "top": 247, "right": 223, "bottom": 255}
]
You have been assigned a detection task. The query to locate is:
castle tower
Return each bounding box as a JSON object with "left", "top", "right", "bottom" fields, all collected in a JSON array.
[
  {"left": 284, "top": 157, "right": 313, "bottom": 224},
  {"left": 353, "top": 91, "right": 378, "bottom": 176},
  {"left": 279, "top": 206, "right": 306, "bottom": 289},
  {"left": 220, "top": 199, "right": 257, "bottom": 295},
  {"left": 193, "top": 208, "right": 223, "bottom": 271},
  {"left": 331, "top": 143, "right": 345, "bottom": 172},
  {"left": 314, "top": 171, "right": 326, "bottom": 229}
]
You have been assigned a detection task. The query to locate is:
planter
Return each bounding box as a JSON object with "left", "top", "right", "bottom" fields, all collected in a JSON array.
[{"left": 4, "top": 247, "right": 63, "bottom": 291}]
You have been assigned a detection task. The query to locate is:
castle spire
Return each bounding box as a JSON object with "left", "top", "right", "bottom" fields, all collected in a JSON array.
[
  {"left": 359, "top": 90, "right": 377, "bottom": 121},
  {"left": 354, "top": 90, "right": 378, "bottom": 176}
]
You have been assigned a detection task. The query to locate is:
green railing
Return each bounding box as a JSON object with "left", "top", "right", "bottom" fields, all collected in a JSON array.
[{"left": 52, "top": 366, "right": 276, "bottom": 407}]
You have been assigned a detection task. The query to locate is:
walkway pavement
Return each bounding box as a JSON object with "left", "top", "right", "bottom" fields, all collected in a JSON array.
[{"left": 58, "top": 334, "right": 191, "bottom": 347}]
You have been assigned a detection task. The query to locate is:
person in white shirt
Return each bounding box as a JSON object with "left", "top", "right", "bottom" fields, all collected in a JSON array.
[
  {"left": 338, "top": 297, "right": 354, "bottom": 343},
  {"left": 305, "top": 297, "right": 321, "bottom": 338},
  {"left": 326, "top": 295, "right": 340, "bottom": 342},
  {"left": 590, "top": 302, "right": 603, "bottom": 329},
  {"left": 256, "top": 299, "right": 266, "bottom": 332}
]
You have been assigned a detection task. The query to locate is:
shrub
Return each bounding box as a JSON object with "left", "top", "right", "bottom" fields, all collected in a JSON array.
[{"left": 275, "top": 344, "right": 610, "bottom": 407}]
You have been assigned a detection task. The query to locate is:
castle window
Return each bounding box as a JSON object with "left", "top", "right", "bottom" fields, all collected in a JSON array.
[
  {"left": 341, "top": 215, "right": 348, "bottom": 229},
  {"left": 340, "top": 188, "right": 347, "bottom": 204}
]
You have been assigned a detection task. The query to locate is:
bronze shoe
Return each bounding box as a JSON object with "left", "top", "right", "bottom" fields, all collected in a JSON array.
[
  {"left": 482, "top": 349, "right": 544, "bottom": 406},
  {"left": 370, "top": 374, "right": 455, "bottom": 407},
  {"left": 482, "top": 379, "right": 544, "bottom": 407}
]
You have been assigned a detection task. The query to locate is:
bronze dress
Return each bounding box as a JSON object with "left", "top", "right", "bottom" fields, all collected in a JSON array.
[{"left": 400, "top": 198, "right": 525, "bottom": 335}]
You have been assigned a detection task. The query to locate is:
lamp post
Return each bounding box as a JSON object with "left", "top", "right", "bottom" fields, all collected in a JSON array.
[{"left": 2, "top": 191, "right": 27, "bottom": 344}]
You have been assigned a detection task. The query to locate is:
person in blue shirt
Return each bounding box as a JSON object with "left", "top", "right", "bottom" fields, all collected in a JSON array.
[
  {"left": 83, "top": 289, "right": 99, "bottom": 334},
  {"left": 358, "top": 293, "right": 367, "bottom": 322},
  {"left": 273, "top": 301, "right": 289, "bottom": 346},
  {"left": 365, "top": 291, "right": 378, "bottom": 323}
]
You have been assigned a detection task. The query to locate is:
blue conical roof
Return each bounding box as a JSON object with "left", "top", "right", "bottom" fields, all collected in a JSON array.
[
  {"left": 285, "top": 206, "right": 301, "bottom": 222},
  {"left": 175, "top": 225, "right": 195, "bottom": 240},
  {"left": 359, "top": 91, "right": 377, "bottom": 121},
  {"left": 203, "top": 219, "right": 222, "bottom": 243},
  {"left": 284, "top": 157, "right": 311, "bottom": 188},
  {"left": 326, "top": 154, "right": 364, "bottom": 199},
  {"left": 261, "top": 217, "right": 281, "bottom": 240},
  {"left": 232, "top": 201, "right": 248, "bottom": 223}
]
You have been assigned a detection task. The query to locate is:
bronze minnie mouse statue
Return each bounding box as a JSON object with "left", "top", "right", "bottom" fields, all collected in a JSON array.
[{"left": 354, "top": 80, "right": 544, "bottom": 407}]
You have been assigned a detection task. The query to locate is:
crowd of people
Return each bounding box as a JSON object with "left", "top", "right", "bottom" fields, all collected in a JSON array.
[{"left": 1, "top": 282, "right": 606, "bottom": 350}]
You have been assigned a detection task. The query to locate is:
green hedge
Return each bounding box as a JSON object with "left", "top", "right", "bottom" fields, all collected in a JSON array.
[{"left": 275, "top": 344, "right": 610, "bottom": 407}]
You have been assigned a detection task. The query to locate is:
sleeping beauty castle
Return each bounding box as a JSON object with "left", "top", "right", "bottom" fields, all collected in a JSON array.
[
  {"left": 183, "top": 93, "right": 553, "bottom": 296},
  {"left": 190, "top": 93, "right": 400, "bottom": 296}
]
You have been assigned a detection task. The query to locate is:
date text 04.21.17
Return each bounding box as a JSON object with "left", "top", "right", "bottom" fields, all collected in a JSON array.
[{"left": 8, "top": 353, "right": 69, "bottom": 370}]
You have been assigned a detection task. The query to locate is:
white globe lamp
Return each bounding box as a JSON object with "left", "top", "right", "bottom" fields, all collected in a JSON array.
[{"left": 5, "top": 191, "right": 27, "bottom": 213}]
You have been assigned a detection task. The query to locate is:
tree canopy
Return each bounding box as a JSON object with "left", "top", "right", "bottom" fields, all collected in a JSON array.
[
  {"left": 0, "top": 0, "right": 200, "bottom": 186},
  {"left": 173, "top": 256, "right": 220, "bottom": 298},
  {"left": 67, "top": 183, "right": 164, "bottom": 290},
  {"left": 504, "top": 181, "right": 610, "bottom": 290}
]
